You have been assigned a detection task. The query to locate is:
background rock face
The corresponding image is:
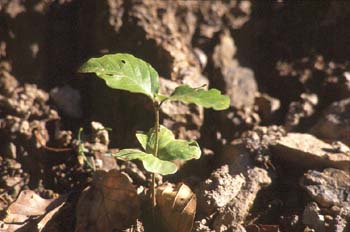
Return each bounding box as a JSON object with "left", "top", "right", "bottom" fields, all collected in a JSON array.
[{"left": 2, "top": 1, "right": 350, "bottom": 232}]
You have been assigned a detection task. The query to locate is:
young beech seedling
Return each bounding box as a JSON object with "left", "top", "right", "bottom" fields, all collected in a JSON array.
[{"left": 78, "top": 53, "right": 230, "bottom": 210}]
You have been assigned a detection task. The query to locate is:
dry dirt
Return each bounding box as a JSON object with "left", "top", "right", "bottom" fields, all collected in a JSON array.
[{"left": 0, "top": 1, "right": 350, "bottom": 232}]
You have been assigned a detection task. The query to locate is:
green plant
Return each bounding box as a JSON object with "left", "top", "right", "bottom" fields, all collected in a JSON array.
[{"left": 78, "top": 53, "right": 229, "bottom": 210}]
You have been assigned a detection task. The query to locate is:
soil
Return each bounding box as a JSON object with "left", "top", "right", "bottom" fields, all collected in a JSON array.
[{"left": 1, "top": 1, "right": 350, "bottom": 232}]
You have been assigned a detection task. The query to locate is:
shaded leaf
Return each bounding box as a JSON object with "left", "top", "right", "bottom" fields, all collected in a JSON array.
[
  {"left": 0, "top": 190, "right": 66, "bottom": 232},
  {"left": 156, "top": 183, "right": 197, "bottom": 232},
  {"left": 115, "top": 149, "right": 177, "bottom": 175},
  {"left": 79, "top": 53, "right": 159, "bottom": 100},
  {"left": 75, "top": 170, "right": 140, "bottom": 232},
  {"left": 136, "top": 126, "right": 201, "bottom": 161},
  {"left": 165, "top": 85, "right": 230, "bottom": 110}
]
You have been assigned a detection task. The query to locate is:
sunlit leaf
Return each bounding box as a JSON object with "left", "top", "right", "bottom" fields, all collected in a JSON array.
[
  {"left": 1, "top": 190, "right": 66, "bottom": 232},
  {"left": 115, "top": 149, "right": 177, "bottom": 175},
  {"left": 158, "top": 140, "right": 201, "bottom": 161},
  {"left": 136, "top": 126, "right": 201, "bottom": 161},
  {"left": 136, "top": 126, "right": 174, "bottom": 154},
  {"left": 135, "top": 133, "right": 148, "bottom": 150},
  {"left": 156, "top": 183, "right": 196, "bottom": 232},
  {"left": 166, "top": 85, "right": 230, "bottom": 110},
  {"left": 79, "top": 53, "right": 159, "bottom": 100},
  {"left": 155, "top": 94, "right": 169, "bottom": 102}
]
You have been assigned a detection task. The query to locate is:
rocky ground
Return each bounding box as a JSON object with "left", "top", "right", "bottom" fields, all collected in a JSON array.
[{"left": 0, "top": 1, "right": 350, "bottom": 232}]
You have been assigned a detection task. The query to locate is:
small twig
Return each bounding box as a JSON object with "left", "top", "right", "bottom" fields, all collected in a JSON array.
[{"left": 34, "top": 130, "right": 72, "bottom": 152}]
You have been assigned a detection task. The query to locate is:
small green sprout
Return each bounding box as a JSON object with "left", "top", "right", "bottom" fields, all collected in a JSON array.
[
  {"left": 76, "top": 127, "right": 113, "bottom": 170},
  {"left": 76, "top": 128, "right": 95, "bottom": 170},
  {"left": 78, "top": 53, "right": 230, "bottom": 211}
]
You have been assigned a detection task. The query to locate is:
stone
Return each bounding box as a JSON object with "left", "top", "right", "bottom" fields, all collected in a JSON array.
[
  {"left": 300, "top": 168, "right": 350, "bottom": 208},
  {"left": 0, "top": 68, "right": 18, "bottom": 96},
  {"left": 196, "top": 141, "right": 271, "bottom": 231},
  {"left": 129, "top": 0, "right": 202, "bottom": 82},
  {"left": 302, "top": 202, "right": 326, "bottom": 232},
  {"left": 254, "top": 93, "right": 280, "bottom": 123},
  {"left": 271, "top": 133, "right": 350, "bottom": 171},
  {"left": 212, "top": 30, "right": 258, "bottom": 109},
  {"left": 193, "top": 220, "right": 212, "bottom": 232},
  {"left": 196, "top": 165, "right": 246, "bottom": 215},
  {"left": 284, "top": 93, "right": 318, "bottom": 131},
  {"left": 212, "top": 167, "right": 271, "bottom": 229},
  {"left": 310, "top": 98, "right": 350, "bottom": 146}
]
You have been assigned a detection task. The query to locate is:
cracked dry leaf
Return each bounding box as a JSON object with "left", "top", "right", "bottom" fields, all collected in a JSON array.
[
  {"left": 75, "top": 169, "right": 140, "bottom": 232},
  {"left": 156, "top": 183, "right": 196, "bottom": 232},
  {"left": 0, "top": 190, "right": 66, "bottom": 232}
]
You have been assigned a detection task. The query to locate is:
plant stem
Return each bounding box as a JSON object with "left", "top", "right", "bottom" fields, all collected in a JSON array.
[{"left": 151, "top": 102, "right": 160, "bottom": 212}]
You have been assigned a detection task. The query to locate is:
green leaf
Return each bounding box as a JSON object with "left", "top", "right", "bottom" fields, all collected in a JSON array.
[
  {"left": 155, "top": 94, "right": 169, "bottom": 102},
  {"left": 136, "top": 126, "right": 201, "bottom": 161},
  {"left": 135, "top": 133, "right": 148, "bottom": 150},
  {"left": 166, "top": 85, "right": 230, "bottom": 110},
  {"left": 158, "top": 140, "right": 201, "bottom": 161},
  {"left": 79, "top": 53, "right": 159, "bottom": 100},
  {"left": 136, "top": 126, "right": 173, "bottom": 154},
  {"left": 114, "top": 149, "right": 177, "bottom": 175}
]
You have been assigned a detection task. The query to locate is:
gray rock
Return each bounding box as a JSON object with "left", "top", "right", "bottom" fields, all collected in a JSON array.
[
  {"left": 310, "top": 98, "right": 350, "bottom": 146},
  {"left": 271, "top": 133, "right": 350, "bottom": 171},
  {"left": 300, "top": 168, "right": 350, "bottom": 208},
  {"left": 302, "top": 202, "right": 326, "bottom": 232},
  {"left": 212, "top": 167, "right": 271, "bottom": 229},
  {"left": 3, "top": 142, "right": 17, "bottom": 159},
  {"left": 242, "top": 126, "right": 286, "bottom": 154},
  {"left": 284, "top": 93, "right": 318, "bottom": 131},
  {"left": 196, "top": 142, "right": 271, "bottom": 231},
  {"left": 129, "top": 0, "right": 202, "bottom": 82},
  {"left": 0, "top": 68, "right": 18, "bottom": 96},
  {"left": 333, "top": 205, "right": 350, "bottom": 232},
  {"left": 193, "top": 220, "right": 213, "bottom": 232},
  {"left": 332, "top": 214, "right": 348, "bottom": 232},
  {"left": 196, "top": 165, "right": 246, "bottom": 215},
  {"left": 212, "top": 30, "right": 258, "bottom": 109}
]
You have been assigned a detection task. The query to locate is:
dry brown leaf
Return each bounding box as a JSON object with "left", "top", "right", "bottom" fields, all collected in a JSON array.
[
  {"left": 37, "top": 201, "right": 66, "bottom": 231},
  {"left": 75, "top": 169, "right": 140, "bottom": 232},
  {"left": 0, "top": 190, "right": 66, "bottom": 232},
  {"left": 156, "top": 183, "right": 196, "bottom": 232}
]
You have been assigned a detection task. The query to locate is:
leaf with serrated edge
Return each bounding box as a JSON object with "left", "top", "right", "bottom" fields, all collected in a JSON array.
[
  {"left": 136, "top": 126, "right": 201, "bottom": 161},
  {"left": 115, "top": 149, "right": 177, "bottom": 175},
  {"left": 79, "top": 53, "right": 159, "bottom": 100},
  {"left": 166, "top": 85, "right": 230, "bottom": 110}
]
